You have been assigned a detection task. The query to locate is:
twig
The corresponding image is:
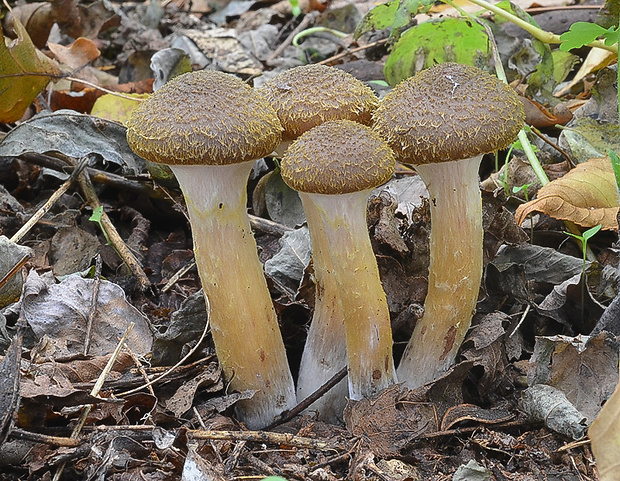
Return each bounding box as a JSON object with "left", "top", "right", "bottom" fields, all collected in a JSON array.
[
  {"left": 74, "top": 157, "right": 151, "bottom": 290},
  {"left": 19, "top": 152, "right": 165, "bottom": 199},
  {"left": 9, "top": 428, "right": 82, "bottom": 447},
  {"left": 187, "top": 429, "right": 338, "bottom": 451},
  {"left": 0, "top": 253, "right": 31, "bottom": 291},
  {"left": 161, "top": 260, "right": 196, "bottom": 293},
  {"left": 10, "top": 156, "right": 88, "bottom": 243},
  {"left": 530, "top": 126, "right": 575, "bottom": 166},
  {"left": 53, "top": 322, "right": 135, "bottom": 481},
  {"left": 83, "top": 255, "right": 102, "bottom": 356},
  {"left": 116, "top": 295, "right": 211, "bottom": 396},
  {"left": 266, "top": 12, "right": 318, "bottom": 64},
  {"left": 265, "top": 366, "right": 347, "bottom": 430},
  {"left": 318, "top": 38, "right": 389, "bottom": 65},
  {"left": 248, "top": 214, "right": 293, "bottom": 236}
]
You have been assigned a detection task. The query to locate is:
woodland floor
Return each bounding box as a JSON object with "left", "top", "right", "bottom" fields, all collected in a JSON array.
[{"left": 0, "top": 0, "right": 619, "bottom": 479}]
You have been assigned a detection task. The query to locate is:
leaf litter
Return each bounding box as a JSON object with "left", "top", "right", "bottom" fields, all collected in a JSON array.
[{"left": 0, "top": 0, "right": 619, "bottom": 478}]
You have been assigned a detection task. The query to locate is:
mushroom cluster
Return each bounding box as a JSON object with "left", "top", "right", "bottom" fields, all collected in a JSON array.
[{"left": 126, "top": 62, "right": 524, "bottom": 427}]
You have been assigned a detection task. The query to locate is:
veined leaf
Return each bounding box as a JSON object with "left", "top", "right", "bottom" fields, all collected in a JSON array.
[
  {"left": 383, "top": 18, "right": 491, "bottom": 85},
  {"left": 0, "top": 13, "right": 60, "bottom": 123},
  {"left": 354, "top": 0, "right": 434, "bottom": 40}
]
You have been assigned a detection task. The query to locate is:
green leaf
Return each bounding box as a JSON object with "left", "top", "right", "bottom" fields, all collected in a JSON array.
[
  {"left": 354, "top": 0, "right": 433, "bottom": 39},
  {"left": 582, "top": 224, "right": 602, "bottom": 241},
  {"left": 559, "top": 22, "right": 614, "bottom": 51},
  {"left": 383, "top": 18, "right": 491, "bottom": 85}
]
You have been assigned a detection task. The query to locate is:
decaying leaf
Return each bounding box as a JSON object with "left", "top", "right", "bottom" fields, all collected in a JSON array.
[
  {"left": 0, "top": 236, "right": 33, "bottom": 308},
  {"left": 589, "top": 372, "right": 620, "bottom": 481},
  {"left": 514, "top": 156, "right": 619, "bottom": 230},
  {"left": 562, "top": 118, "right": 620, "bottom": 164},
  {"left": 47, "top": 37, "right": 101, "bottom": 69},
  {"left": 529, "top": 332, "right": 619, "bottom": 423},
  {"left": 90, "top": 93, "right": 147, "bottom": 125},
  {"left": 21, "top": 271, "right": 153, "bottom": 358},
  {"left": 0, "top": 14, "right": 61, "bottom": 123}
]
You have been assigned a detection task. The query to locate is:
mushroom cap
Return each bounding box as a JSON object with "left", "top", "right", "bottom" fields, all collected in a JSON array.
[
  {"left": 257, "top": 64, "right": 378, "bottom": 142},
  {"left": 281, "top": 120, "right": 395, "bottom": 195},
  {"left": 126, "top": 70, "right": 282, "bottom": 166},
  {"left": 373, "top": 62, "right": 525, "bottom": 165}
]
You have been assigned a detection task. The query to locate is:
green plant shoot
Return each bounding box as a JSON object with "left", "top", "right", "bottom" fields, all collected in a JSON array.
[
  {"left": 559, "top": 22, "right": 619, "bottom": 51},
  {"left": 288, "top": 0, "right": 301, "bottom": 17},
  {"left": 89, "top": 206, "right": 112, "bottom": 245},
  {"left": 565, "top": 224, "right": 602, "bottom": 321}
]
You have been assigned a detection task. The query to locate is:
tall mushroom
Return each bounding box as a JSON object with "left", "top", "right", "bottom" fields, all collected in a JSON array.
[
  {"left": 258, "top": 64, "right": 380, "bottom": 415},
  {"left": 373, "top": 63, "right": 525, "bottom": 389},
  {"left": 126, "top": 70, "right": 296, "bottom": 429},
  {"left": 281, "top": 119, "right": 397, "bottom": 409}
]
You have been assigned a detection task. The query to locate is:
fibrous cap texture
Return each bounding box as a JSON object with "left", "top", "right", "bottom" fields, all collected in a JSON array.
[
  {"left": 126, "top": 70, "right": 282, "bottom": 165},
  {"left": 258, "top": 64, "right": 378, "bottom": 142},
  {"left": 281, "top": 120, "right": 395, "bottom": 195},
  {"left": 373, "top": 62, "right": 525, "bottom": 165}
]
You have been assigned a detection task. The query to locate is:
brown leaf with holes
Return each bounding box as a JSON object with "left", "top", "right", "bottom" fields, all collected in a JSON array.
[{"left": 514, "top": 156, "right": 619, "bottom": 231}]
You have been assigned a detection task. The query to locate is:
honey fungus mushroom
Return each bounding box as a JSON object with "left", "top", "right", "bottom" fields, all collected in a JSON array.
[
  {"left": 126, "top": 70, "right": 295, "bottom": 429},
  {"left": 281, "top": 120, "right": 397, "bottom": 413},
  {"left": 373, "top": 63, "right": 525, "bottom": 389}
]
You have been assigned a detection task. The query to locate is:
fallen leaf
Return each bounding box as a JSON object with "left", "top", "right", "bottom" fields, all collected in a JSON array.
[
  {"left": 3, "top": 2, "right": 55, "bottom": 49},
  {"left": 47, "top": 37, "right": 101, "bottom": 69},
  {"left": 90, "top": 92, "right": 147, "bottom": 125},
  {"left": 0, "top": 14, "right": 60, "bottom": 123},
  {"left": 589, "top": 372, "right": 620, "bottom": 481},
  {"left": 514, "top": 156, "right": 619, "bottom": 230}
]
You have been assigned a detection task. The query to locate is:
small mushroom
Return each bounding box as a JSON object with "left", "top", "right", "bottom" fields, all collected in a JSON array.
[
  {"left": 126, "top": 70, "right": 296, "bottom": 429},
  {"left": 373, "top": 63, "right": 525, "bottom": 389},
  {"left": 281, "top": 120, "right": 397, "bottom": 413},
  {"left": 257, "top": 64, "right": 378, "bottom": 155}
]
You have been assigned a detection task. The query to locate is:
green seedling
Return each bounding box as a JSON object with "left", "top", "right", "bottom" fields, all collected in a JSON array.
[
  {"left": 288, "top": 0, "right": 301, "bottom": 17},
  {"left": 565, "top": 224, "right": 602, "bottom": 322},
  {"left": 89, "top": 206, "right": 112, "bottom": 245}
]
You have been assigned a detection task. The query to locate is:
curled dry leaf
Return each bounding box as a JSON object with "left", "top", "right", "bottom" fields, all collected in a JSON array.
[
  {"left": 514, "top": 156, "right": 619, "bottom": 231},
  {"left": 589, "top": 372, "right": 620, "bottom": 481},
  {"left": 47, "top": 37, "right": 101, "bottom": 69}
]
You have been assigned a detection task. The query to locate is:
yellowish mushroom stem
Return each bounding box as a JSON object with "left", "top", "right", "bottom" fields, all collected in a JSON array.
[
  {"left": 397, "top": 155, "right": 484, "bottom": 389},
  {"left": 170, "top": 162, "right": 296, "bottom": 429},
  {"left": 299, "top": 190, "right": 397, "bottom": 401}
]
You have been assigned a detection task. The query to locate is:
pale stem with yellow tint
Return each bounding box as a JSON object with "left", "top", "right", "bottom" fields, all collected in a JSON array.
[
  {"left": 397, "top": 155, "right": 484, "bottom": 389},
  {"left": 171, "top": 162, "right": 296, "bottom": 430},
  {"left": 296, "top": 200, "right": 348, "bottom": 421},
  {"left": 300, "top": 190, "right": 397, "bottom": 401}
]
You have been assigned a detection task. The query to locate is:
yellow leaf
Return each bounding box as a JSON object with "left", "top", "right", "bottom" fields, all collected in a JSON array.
[
  {"left": 90, "top": 93, "right": 148, "bottom": 125},
  {"left": 589, "top": 374, "right": 620, "bottom": 481},
  {"left": 0, "top": 13, "right": 60, "bottom": 123},
  {"left": 514, "top": 157, "right": 619, "bottom": 231}
]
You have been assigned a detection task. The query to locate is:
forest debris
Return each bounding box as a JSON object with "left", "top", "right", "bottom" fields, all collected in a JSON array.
[
  {"left": 521, "top": 384, "right": 588, "bottom": 440},
  {"left": 515, "top": 156, "right": 619, "bottom": 231},
  {"left": 529, "top": 332, "right": 619, "bottom": 422},
  {"left": 21, "top": 271, "right": 152, "bottom": 358},
  {"left": 0, "top": 237, "right": 32, "bottom": 308}
]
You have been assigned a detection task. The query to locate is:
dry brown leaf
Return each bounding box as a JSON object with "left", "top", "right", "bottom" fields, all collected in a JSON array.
[
  {"left": 514, "top": 156, "right": 619, "bottom": 231},
  {"left": 48, "top": 37, "right": 100, "bottom": 69},
  {"left": 0, "top": 13, "right": 60, "bottom": 123},
  {"left": 589, "top": 374, "right": 620, "bottom": 481}
]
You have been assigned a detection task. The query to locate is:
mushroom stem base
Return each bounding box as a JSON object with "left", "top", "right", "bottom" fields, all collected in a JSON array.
[{"left": 397, "top": 155, "right": 484, "bottom": 389}]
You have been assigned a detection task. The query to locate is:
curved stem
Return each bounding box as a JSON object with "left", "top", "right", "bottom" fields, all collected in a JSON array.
[
  {"left": 171, "top": 163, "right": 296, "bottom": 429},
  {"left": 397, "top": 156, "right": 483, "bottom": 389},
  {"left": 300, "top": 191, "right": 397, "bottom": 401}
]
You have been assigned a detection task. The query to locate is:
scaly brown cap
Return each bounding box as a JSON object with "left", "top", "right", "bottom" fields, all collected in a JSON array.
[
  {"left": 281, "top": 120, "right": 395, "bottom": 195},
  {"left": 373, "top": 63, "right": 525, "bottom": 165},
  {"left": 257, "top": 64, "right": 378, "bottom": 142},
  {"left": 126, "top": 70, "right": 282, "bottom": 165}
]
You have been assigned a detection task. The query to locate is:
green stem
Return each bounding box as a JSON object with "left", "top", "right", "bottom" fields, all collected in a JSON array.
[{"left": 466, "top": 0, "right": 618, "bottom": 54}]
